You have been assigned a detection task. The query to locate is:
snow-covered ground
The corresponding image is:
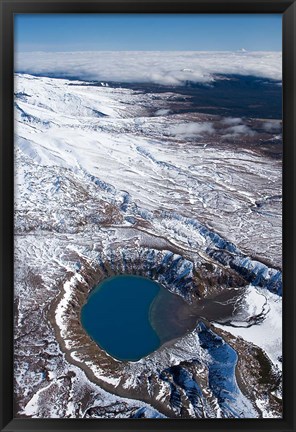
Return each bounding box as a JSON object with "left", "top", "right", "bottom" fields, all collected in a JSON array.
[
  {"left": 15, "top": 73, "right": 282, "bottom": 266},
  {"left": 215, "top": 287, "right": 282, "bottom": 369},
  {"left": 14, "top": 71, "right": 282, "bottom": 419}
]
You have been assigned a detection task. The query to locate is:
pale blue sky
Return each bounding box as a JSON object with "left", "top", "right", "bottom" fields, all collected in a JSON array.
[{"left": 15, "top": 14, "right": 282, "bottom": 52}]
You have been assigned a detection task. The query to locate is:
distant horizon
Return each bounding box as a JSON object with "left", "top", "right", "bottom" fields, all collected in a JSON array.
[
  {"left": 15, "top": 51, "right": 282, "bottom": 86},
  {"left": 15, "top": 14, "right": 282, "bottom": 53},
  {"left": 17, "top": 49, "right": 282, "bottom": 53}
]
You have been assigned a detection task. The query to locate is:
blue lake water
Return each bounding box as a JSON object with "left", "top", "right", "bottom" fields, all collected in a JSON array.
[
  {"left": 80, "top": 275, "right": 243, "bottom": 362},
  {"left": 81, "top": 275, "right": 162, "bottom": 361},
  {"left": 81, "top": 274, "right": 201, "bottom": 361}
]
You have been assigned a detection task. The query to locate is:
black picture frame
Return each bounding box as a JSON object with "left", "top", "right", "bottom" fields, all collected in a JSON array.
[{"left": 0, "top": 0, "right": 295, "bottom": 431}]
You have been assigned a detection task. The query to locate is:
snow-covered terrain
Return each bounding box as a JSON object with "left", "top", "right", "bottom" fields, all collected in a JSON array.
[{"left": 14, "top": 70, "right": 282, "bottom": 419}]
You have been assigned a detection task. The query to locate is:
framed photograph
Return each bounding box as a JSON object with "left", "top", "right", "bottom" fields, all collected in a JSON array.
[{"left": 1, "top": 0, "right": 295, "bottom": 431}]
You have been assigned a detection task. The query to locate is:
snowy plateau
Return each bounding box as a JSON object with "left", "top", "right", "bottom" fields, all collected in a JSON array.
[{"left": 14, "top": 59, "right": 282, "bottom": 419}]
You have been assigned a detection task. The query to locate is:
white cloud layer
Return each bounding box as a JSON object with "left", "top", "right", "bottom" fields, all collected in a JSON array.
[
  {"left": 15, "top": 51, "right": 282, "bottom": 85},
  {"left": 221, "top": 117, "right": 243, "bottom": 126},
  {"left": 170, "top": 122, "right": 215, "bottom": 137},
  {"left": 222, "top": 124, "right": 256, "bottom": 139},
  {"left": 225, "top": 124, "right": 256, "bottom": 136},
  {"left": 262, "top": 120, "right": 282, "bottom": 132}
]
